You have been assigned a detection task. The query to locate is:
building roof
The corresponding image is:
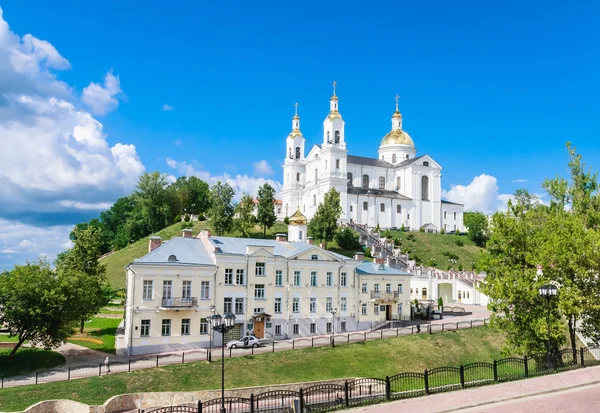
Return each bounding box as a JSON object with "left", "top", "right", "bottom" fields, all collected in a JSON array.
[
  {"left": 395, "top": 155, "right": 426, "bottom": 167},
  {"left": 347, "top": 187, "right": 412, "bottom": 200},
  {"left": 356, "top": 262, "right": 412, "bottom": 276},
  {"left": 441, "top": 200, "right": 464, "bottom": 206},
  {"left": 348, "top": 155, "right": 390, "bottom": 168},
  {"left": 209, "top": 236, "right": 315, "bottom": 258},
  {"left": 134, "top": 237, "right": 214, "bottom": 266}
]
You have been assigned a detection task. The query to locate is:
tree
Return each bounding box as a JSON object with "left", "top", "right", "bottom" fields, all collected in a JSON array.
[
  {"left": 335, "top": 227, "right": 361, "bottom": 250},
  {"left": 256, "top": 183, "right": 277, "bottom": 237},
  {"left": 308, "top": 188, "right": 342, "bottom": 247},
  {"left": 235, "top": 194, "right": 256, "bottom": 237},
  {"left": 463, "top": 212, "right": 488, "bottom": 247},
  {"left": 0, "top": 260, "right": 79, "bottom": 358},
  {"left": 136, "top": 172, "right": 175, "bottom": 232},
  {"left": 207, "top": 181, "right": 235, "bottom": 235},
  {"left": 56, "top": 226, "right": 109, "bottom": 333}
]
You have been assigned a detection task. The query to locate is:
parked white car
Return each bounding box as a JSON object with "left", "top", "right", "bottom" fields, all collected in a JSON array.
[{"left": 226, "top": 335, "right": 263, "bottom": 349}]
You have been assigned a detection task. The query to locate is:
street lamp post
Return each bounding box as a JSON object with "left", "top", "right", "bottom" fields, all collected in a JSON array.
[
  {"left": 210, "top": 312, "right": 237, "bottom": 413},
  {"left": 208, "top": 305, "right": 216, "bottom": 362},
  {"left": 538, "top": 284, "right": 558, "bottom": 369},
  {"left": 330, "top": 308, "right": 338, "bottom": 347}
]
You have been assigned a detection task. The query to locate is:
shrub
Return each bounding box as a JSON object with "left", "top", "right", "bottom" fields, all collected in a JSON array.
[
  {"left": 400, "top": 224, "right": 406, "bottom": 232},
  {"left": 174, "top": 215, "right": 182, "bottom": 224},
  {"left": 419, "top": 227, "right": 425, "bottom": 232},
  {"left": 440, "top": 228, "right": 445, "bottom": 234},
  {"left": 365, "top": 247, "right": 372, "bottom": 258},
  {"left": 184, "top": 213, "right": 191, "bottom": 222},
  {"left": 455, "top": 229, "right": 461, "bottom": 235},
  {"left": 283, "top": 216, "right": 290, "bottom": 225},
  {"left": 335, "top": 227, "right": 361, "bottom": 250},
  {"left": 198, "top": 213, "right": 206, "bottom": 221},
  {"left": 447, "top": 265, "right": 452, "bottom": 270},
  {"left": 455, "top": 239, "right": 464, "bottom": 247},
  {"left": 458, "top": 264, "right": 463, "bottom": 271},
  {"left": 181, "top": 222, "right": 193, "bottom": 229},
  {"left": 375, "top": 224, "right": 381, "bottom": 233},
  {"left": 393, "top": 238, "right": 401, "bottom": 247},
  {"left": 438, "top": 297, "right": 444, "bottom": 308},
  {"left": 414, "top": 298, "right": 419, "bottom": 307}
]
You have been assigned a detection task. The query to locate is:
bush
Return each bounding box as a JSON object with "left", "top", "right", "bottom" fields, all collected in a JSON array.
[
  {"left": 174, "top": 215, "right": 182, "bottom": 224},
  {"left": 455, "top": 239, "right": 464, "bottom": 247},
  {"left": 447, "top": 265, "right": 452, "bottom": 270},
  {"left": 365, "top": 247, "right": 372, "bottom": 258},
  {"left": 283, "top": 216, "right": 290, "bottom": 225},
  {"left": 419, "top": 227, "right": 425, "bottom": 232},
  {"left": 442, "top": 251, "right": 459, "bottom": 260},
  {"left": 198, "top": 213, "right": 206, "bottom": 221},
  {"left": 335, "top": 227, "right": 361, "bottom": 250},
  {"left": 184, "top": 213, "right": 191, "bottom": 222},
  {"left": 455, "top": 229, "right": 461, "bottom": 235},
  {"left": 393, "top": 238, "right": 401, "bottom": 247},
  {"left": 440, "top": 228, "right": 445, "bottom": 234},
  {"left": 414, "top": 298, "right": 419, "bottom": 307},
  {"left": 458, "top": 264, "right": 463, "bottom": 271},
  {"left": 438, "top": 297, "right": 444, "bottom": 308},
  {"left": 375, "top": 224, "right": 381, "bottom": 233},
  {"left": 181, "top": 222, "right": 193, "bottom": 229},
  {"left": 400, "top": 224, "right": 406, "bottom": 232}
]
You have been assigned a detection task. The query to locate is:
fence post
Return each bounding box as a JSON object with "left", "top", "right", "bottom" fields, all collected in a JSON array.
[
  {"left": 348, "top": 333, "right": 350, "bottom": 343},
  {"left": 299, "top": 388, "right": 304, "bottom": 412},
  {"left": 424, "top": 369, "right": 429, "bottom": 395},
  {"left": 129, "top": 359, "right": 131, "bottom": 372},
  {"left": 1, "top": 376, "right": 3, "bottom": 389},
  {"left": 385, "top": 375, "right": 391, "bottom": 400},
  {"left": 67, "top": 366, "right": 70, "bottom": 380},
  {"left": 574, "top": 348, "right": 579, "bottom": 366},
  {"left": 272, "top": 340, "right": 275, "bottom": 353},
  {"left": 182, "top": 353, "right": 185, "bottom": 364},
  {"left": 156, "top": 355, "right": 159, "bottom": 368},
  {"left": 581, "top": 347, "right": 585, "bottom": 367},
  {"left": 460, "top": 365, "right": 465, "bottom": 388},
  {"left": 396, "top": 328, "right": 399, "bottom": 337},
  {"left": 344, "top": 380, "right": 350, "bottom": 407},
  {"left": 524, "top": 356, "right": 529, "bottom": 378},
  {"left": 98, "top": 364, "right": 102, "bottom": 377},
  {"left": 36, "top": 371, "right": 39, "bottom": 384},
  {"left": 252, "top": 345, "right": 254, "bottom": 355},
  {"left": 197, "top": 400, "right": 202, "bottom": 413},
  {"left": 470, "top": 320, "right": 473, "bottom": 328},
  {"left": 442, "top": 323, "right": 444, "bottom": 332},
  {"left": 428, "top": 325, "right": 432, "bottom": 334},
  {"left": 364, "top": 331, "right": 367, "bottom": 342},
  {"left": 312, "top": 337, "right": 314, "bottom": 348},
  {"left": 250, "top": 393, "right": 255, "bottom": 413},
  {"left": 456, "top": 322, "right": 459, "bottom": 330},
  {"left": 493, "top": 360, "right": 498, "bottom": 382},
  {"left": 293, "top": 339, "right": 295, "bottom": 350},
  {"left": 230, "top": 347, "right": 232, "bottom": 358},
  {"left": 381, "top": 330, "right": 383, "bottom": 339}
]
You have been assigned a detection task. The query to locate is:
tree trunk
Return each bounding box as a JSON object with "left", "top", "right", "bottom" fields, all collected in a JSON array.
[
  {"left": 8, "top": 335, "right": 28, "bottom": 360},
  {"left": 80, "top": 318, "right": 85, "bottom": 334},
  {"left": 568, "top": 315, "right": 578, "bottom": 363},
  {"left": 263, "top": 224, "right": 266, "bottom": 237}
]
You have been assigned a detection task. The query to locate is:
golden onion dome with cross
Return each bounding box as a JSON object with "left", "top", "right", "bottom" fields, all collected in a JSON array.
[
  {"left": 380, "top": 129, "right": 414, "bottom": 147},
  {"left": 288, "top": 208, "right": 307, "bottom": 226}
]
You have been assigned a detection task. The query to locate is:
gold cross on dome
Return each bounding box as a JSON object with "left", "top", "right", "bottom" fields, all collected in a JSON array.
[
  {"left": 294, "top": 102, "right": 298, "bottom": 116},
  {"left": 332, "top": 80, "right": 337, "bottom": 96},
  {"left": 395, "top": 94, "right": 400, "bottom": 110}
]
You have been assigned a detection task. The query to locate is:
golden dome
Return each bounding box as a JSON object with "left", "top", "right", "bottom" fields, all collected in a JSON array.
[
  {"left": 380, "top": 129, "right": 414, "bottom": 147},
  {"left": 287, "top": 129, "right": 303, "bottom": 139},
  {"left": 392, "top": 110, "right": 402, "bottom": 119},
  {"left": 288, "top": 208, "right": 307, "bottom": 226},
  {"left": 328, "top": 110, "right": 342, "bottom": 120}
]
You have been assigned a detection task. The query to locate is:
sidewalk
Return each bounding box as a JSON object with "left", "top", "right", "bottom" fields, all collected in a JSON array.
[{"left": 350, "top": 365, "right": 600, "bottom": 412}]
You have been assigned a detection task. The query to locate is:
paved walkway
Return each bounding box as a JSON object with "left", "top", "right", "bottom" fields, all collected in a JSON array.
[
  {"left": 349, "top": 365, "right": 600, "bottom": 412},
  {"left": 52, "top": 343, "right": 127, "bottom": 368}
]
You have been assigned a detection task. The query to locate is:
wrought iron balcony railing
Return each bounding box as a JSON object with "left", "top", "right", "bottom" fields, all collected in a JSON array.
[
  {"left": 161, "top": 297, "right": 198, "bottom": 308},
  {"left": 370, "top": 291, "right": 399, "bottom": 301}
]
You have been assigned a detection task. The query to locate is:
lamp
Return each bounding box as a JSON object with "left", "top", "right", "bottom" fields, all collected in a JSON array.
[
  {"left": 210, "top": 311, "right": 237, "bottom": 413},
  {"left": 539, "top": 283, "right": 559, "bottom": 370}
]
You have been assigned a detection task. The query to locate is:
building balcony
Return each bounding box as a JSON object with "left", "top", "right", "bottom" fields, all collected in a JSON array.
[
  {"left": 161, "top": 297, "right": 198, "bottom": 308},
  {"left": 370, "top": 291, "right": 399, "bottom": 301}
]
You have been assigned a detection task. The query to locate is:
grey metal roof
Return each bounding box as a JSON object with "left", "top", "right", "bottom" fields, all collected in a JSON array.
[
  {"left": 395, "top": 155, "right": 426, "bottom": 167},
  {"left": 356, "top": 262, "right": 412, "bottom": 276},
  {"left": 209, "top": 236, "right": 315, "bottom": 258},
  {"left": 347, "top": 187, "right": 412, "bottom": 200},
  {"left": 348, "top": 155, "right": 390, "bottom": 168},
  {"left": 133, "top": 237, "right": 214, "bottom": 265},
  {"left": 441, "top": 200, "right": 464, "bottom": 206}
]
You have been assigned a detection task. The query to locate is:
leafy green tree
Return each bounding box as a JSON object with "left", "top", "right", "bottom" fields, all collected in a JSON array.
[
  {"left": 0, "top": 260, "right": 79, "bottom": 358},
  {"left": 335, "top": 227, "right": 361, "bottom": 250},
  {"left": 235, "top": 194, "right": 256, "bottom": 237},
  {"left": 256, "top": 183, "right": 277, "bottom": 237},
  {"left": 207, "top": 181, "right": 235, "bottom": 235},
  {"left": 308, "top": 188, "right": 342, "bottom": 248},
  {"left": 136, "top": 172, "right": 175, "bottom": 232},
  {"left": 463, "top": 212, "right": 488, "bottom": 247},
  {"left": 171, "top": 176, "right": 211, "bottom": 216}
]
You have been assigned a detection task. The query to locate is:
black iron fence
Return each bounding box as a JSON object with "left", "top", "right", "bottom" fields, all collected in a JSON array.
[{"left": 139, "top": 346, "right": 600, "bottom": 413}]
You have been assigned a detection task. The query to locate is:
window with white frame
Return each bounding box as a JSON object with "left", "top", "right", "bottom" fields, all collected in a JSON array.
[
  {"left": 255, "top": 284, "right": 265, "bottom": 299},
  {"left": 379, "top": 176, "right": 385, "bottom": 189},
  {"left": 141, "top": 319, "right": 150, "bottom": 337},
  {"left": 397, "top": 303, "right": 403, "bottom": 315},
  {"left": 201, "top": 281, "right": 210, "bottom": 300},
  {"left": 374, "top": 283, "right": 380, "bottom": 293},
  {"left": 293, "top": 298, "right": 299, "bottom": 313},
  {"left": 253, "top": 308, "right": 264, "bottom": 314},
  {"left": 313, "top": 194, "right": 317, "bottom": 205},
  {"left": 235, "top": 298, "right": 244, "bottom": 314},
  {"left": 310, "top": 297, "right": 316, "bottom": 313},
  {"left": 275, "top": 270, "right": 283, "bottom": 286},
  {"left": 255, "top": 262, "right": 265, "bottom": 276},
  {"left": 294, "top": 271, "right": 301, "bottom": 286},
  {"left": 236, "top": 269, "right": 245, "bottom": 285},
  {"left": 326, "top": 272, "right": 333, "bottom": 287},
  {"left": 326, "top": 297, "right": 332, "bottom": 312},
  {"left": 362, "top": 174, "right": 369, "bottom": 188},
  {"left": 182, "top": 281, "right": 191, "bottom": 298},
  {"left": 161, "top": 319, "right": 171, "bottom": 336},
  {"left": 340, "top": 272, "right": 347, "bottom": 287},
  {"left": 374, "top": 305, "right": 379, "bottom": 315},
  {"left": 275, "top": 325, "right": 282, "bottom": 335},
  {"left": 162, "top": 280, "right": 172, "bottom": 299},
  {"left": 386, "top": 284, "right": 391, "bottom": 293},
  {"left": 380, "top": 203, "right": 385, "bottom": 212},
  {"left": 362, "top": 282, "right": 368, "bottom": 293},
  {"left": 397, "top": 205, "right": 401, "bottom": 213},
  {"left": 341, "top": 321, "right": 347, "bottom": 332},
  {"left": 224, "top": 297, "right": 232, "bottom": 313},
  {"left": 444, "top": 211, "right": 447, "bottom": 219},
  {"left": 363, "top": 201, "right": 368, "bottom": 211},
  {"left": 361, "top": 304, "right": 367, "bottom": 315},
  {"left": 310, "top": 271, "right": 317, "bottom": 287},
  {"left": 392, "top": 154, "right": 397, "bottom": 164},
  {"left": 142, "top": 280, "right": 153, "bottom": 300},
  {"left": 396, "top": 176, "right": 401, "bottom": 189},
  {"left": 224, "top": 269, "right": 233, "bottom": 285},
  {"left": 454, "top": 212, "right": 457, "bottom": 220},
  {"left": 326, "top": 322, "right": 332, "bottom": 333},
  {"left": 293, "top": 324, "right": 299, "bottom": 335},
  {"left": 341, "top": 297, "right": 347, "bottom": 311},
  {"left": 200, "top": 318, "right": 208, "bottom": 334},
  {"left": 398, "top": 284, "right": 403, "bottom": 294},
  {"left": 274, "top": 298, "right": 282, "bottom": 313},
  {"left": 310, "top": 323, "right": 316, "bottom": 333},
  {"left": 181, "top": 318, "right": 190, "bottom": 335}
]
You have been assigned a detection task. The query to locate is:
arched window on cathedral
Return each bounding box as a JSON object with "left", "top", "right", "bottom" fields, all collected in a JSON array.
[
  {"left": 325, "top": 160, "right": 328, "bottom": 170},
  {"left": 295, "top": 147, "right": 301, "bottom": 159},
  {"left": 315, "top": 169, "right": 318, "bottom": 183},
  {"left": 313, "top": 194, "right": 317, "bottom": 205},
  {"left": 347, "top": 172, "right": 353, "bottom": 186},
  {"left": 421, "top": 176, "right": 429, "bottom": 201},
  {"left": 327, "top": 131, "right": 331, "bottom": 143},
  {"left": 406, "top": 154, "right": 409, "bottom": 159},
  {"left": 396, "top": 177, "right": 401, "bottom": 190},
  {"left": 362, "top": 174, "right": 369, "bottom": 188},
  {"left": 423, "top": 161, "right": 429, "bottom": 167},
  {"left": 296, "top": 173, "right": 300, "bottom": 182},
  {"left": 378, "top": 176, "right": 385, "bottom": 189},
  {"left": 336, "top": 159, "right": 340, "bottom": 169},
  {"left": 288, "top": 148, "right": 292, "bottom": 159},
  {"left": 392, "top": 154, "right": 396, "bottom": 164},
  {"left": 334, "top": 130, "right": 340, "bottom": 143}
]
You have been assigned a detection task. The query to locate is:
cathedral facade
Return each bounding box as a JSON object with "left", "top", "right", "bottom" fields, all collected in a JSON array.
[{"left": 281, "top": 85, "right": 465, "bottom": 233}]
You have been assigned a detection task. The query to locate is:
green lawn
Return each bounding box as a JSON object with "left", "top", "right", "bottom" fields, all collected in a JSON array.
[
  {"left": 67, "top": 317, "right": 122, "bottom": 354},
  {"left": 0, "top": 335, "right": 23, "bottom": 343},
  {"left": 0, "top": 327, "right": 505, "bottom": 411},
  {"left": 385, "top": 230, "right": 486, "bottom": 271},
  {"left": 0, "top": 348, "right": 65, "bottom": 378}
]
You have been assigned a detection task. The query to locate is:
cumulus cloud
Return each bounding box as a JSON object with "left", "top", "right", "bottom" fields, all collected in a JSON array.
[
  {"left": 442, "top": 174, "right": 512, "bottom": 214},
  {"left": 162, "top": 104, "right": 175, "bottom": 111},
  {"left": 253, "top": 160, "right": 274, "bottom": 176},
  {"left": 166, "top": 158, "right": 282, "bottom": 200},
  {"left": 82, "top": 70, "right": 123, "bottom": 115}
]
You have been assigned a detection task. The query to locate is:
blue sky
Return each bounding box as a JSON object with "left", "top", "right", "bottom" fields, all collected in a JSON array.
[{"left": 0, "top": 0, "right": 598, "bottom": 267}]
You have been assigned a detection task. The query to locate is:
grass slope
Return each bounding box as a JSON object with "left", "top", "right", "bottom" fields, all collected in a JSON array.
[
  {"left": 67, "top": 317, "right": 122, "bottom": 354},
  {"left": 387, "top": 230, "right": 486, "bottom": 270},
  {"left": 0, "top": 349, "right": 65, "bottom": 378},
  {"left": 0, "top": 327, "right": 504, "bottom": 411}
]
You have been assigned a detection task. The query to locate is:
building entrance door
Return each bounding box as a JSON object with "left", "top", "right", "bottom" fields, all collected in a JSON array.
[
  {"left": 458, "top": 291, "right": 462, "bottom": 303},
  {"left": 254, "top": 320, "right": 264, "bottom": 338},
  {"left": 386, "top": 305, "right": 392, "bottom": 321}
]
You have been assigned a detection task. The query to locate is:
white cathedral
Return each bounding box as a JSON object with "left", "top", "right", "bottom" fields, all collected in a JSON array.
[{"left": 281, "top": 84, "right": 465, "bottom": 234}]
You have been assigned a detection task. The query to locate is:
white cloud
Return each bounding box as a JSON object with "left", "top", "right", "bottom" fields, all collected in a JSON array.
[
  {"left": 166, "top": 158, "right": 282, "bottom": 200},
  {"left": 442, "top": 174, "right": 512, "bottom": 214},
  {"left": 253, "top": 160, "right": 274, "bottom": 176},
  {"left": 82, "top": 70, "right": 123, "bottom": 115},
  {"left": 162, "top": 104, "right": 175, "bottom": 111},
  {"left": 512, "top": 179, "right": 529, "bottom": 183}
]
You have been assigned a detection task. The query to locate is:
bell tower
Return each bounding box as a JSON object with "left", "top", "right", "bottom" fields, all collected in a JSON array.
[{"left": 282, "top": 103, "right": 306, "bottom": 218}]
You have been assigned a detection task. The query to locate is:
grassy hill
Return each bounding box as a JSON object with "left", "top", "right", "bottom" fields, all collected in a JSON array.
[{"left": 385, "top": 230, "right": 486, "bottom": 271}]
